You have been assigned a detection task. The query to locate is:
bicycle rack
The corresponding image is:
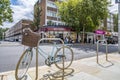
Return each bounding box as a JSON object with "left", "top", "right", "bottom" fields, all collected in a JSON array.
[
  {"left": 0, "top": 75, "right": 7, "bottom": 80},
  {"left": 96, "top": 40, "right": 114, "bottom": 68},
  {"left": 96, "top": 40, "right": 108, "bottom": 63},
  {"left": 35, "top": 38, "right": 65, "bottom": 80}
]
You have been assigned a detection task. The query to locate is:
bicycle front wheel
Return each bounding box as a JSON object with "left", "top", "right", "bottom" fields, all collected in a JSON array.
[
  {"left": 15, "top": 48, "right": 33, "bottom": 80},
  {"left": 54, "top": 46, "right": 73, "bottom": 69}
]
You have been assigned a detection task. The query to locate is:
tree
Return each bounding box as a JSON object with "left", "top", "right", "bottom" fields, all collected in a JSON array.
[
  {"left": 0, "top": 0, "right": 13, "bottom": 25},
  {"left": 113, "top": 14, "right": 118, "bottom": 32},
  {"left": 56, "top": 0, "right": 109, "bottom": 42},
  {"left": 33, "top": 1, "right": 42, "bottom": 31},
  {"left": 0, "top": 28, "right": 9, "bottom": 40},
  {"left": 47, "top": 20, "right": 53, "bottom": 26}
]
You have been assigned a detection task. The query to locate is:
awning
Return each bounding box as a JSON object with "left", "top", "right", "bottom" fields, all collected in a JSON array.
[
  {"left": 39, "top": 26, "right": 72, "bottom": 32},
  {"left": 105, "top": 32, "right": 112, "bottom": 36},
  {"left": 94, "top": 30, "right": 105, "bottom": 34}
]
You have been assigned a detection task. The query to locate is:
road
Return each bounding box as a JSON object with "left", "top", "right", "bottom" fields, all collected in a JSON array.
[{"left": 0, "top": 43, "right": 118, "bottom": 72}]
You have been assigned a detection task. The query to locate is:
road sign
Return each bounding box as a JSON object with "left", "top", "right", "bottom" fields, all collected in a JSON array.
[{"left": 116, "top": 0, "right": 120, "bottom": 3}]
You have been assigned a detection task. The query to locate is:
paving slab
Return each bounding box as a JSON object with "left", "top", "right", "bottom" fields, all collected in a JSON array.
[
  {"left": 68, "top": 72, "right": 102, "bottom": 80},
  {"left": 0, "top": 53, "right": 120, "bottom": 80}
]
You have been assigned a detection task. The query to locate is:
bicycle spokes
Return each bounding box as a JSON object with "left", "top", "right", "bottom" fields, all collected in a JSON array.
[
  {"left": 15, "top": 49, "right": 32, "bottom": 80},
  {"left": 54, "top": 46, "right": 73, "bottom": 69}
]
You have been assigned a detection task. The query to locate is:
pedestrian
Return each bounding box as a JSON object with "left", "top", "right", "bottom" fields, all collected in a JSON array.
[
  {"left": 88, "top": 38, "right": 91, "bottom": 43},
  {"left": 64, "top": 36, "right": 68, "bottom": 44}
]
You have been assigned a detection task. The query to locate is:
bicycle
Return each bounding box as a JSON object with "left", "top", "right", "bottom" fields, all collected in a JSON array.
[{"left": 15, "top": 28, "right": 74, "bottom": 80}]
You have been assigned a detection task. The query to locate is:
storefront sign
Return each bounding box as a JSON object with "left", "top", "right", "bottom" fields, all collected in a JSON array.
[
  {"left": 40, "top": 27, "right": 71, "bottom": 31},
  {"left": 95, "top": 30, "right": 105, "bottom": 34},
  {"left": 53, "top": 28, "right": 65, "bottom": 31}
]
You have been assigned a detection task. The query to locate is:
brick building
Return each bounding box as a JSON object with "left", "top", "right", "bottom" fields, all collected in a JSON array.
[
  {"left": 34, "top": 0, "right": 64, "bottom": 27},
  {"left": 34, "top": 0, "right": 77, "bottom": 42}
]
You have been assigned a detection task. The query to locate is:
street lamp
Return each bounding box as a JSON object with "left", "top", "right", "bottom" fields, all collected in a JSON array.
[
  {"left": 118, "top": 3, "right": 120, "bottom": 53},
  {"left": 115, "top": 0, "right": 120, "bottom": 53}
]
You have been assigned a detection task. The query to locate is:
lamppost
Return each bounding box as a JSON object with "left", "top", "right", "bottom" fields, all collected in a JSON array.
[
  {"left": 115, "top": 0, "right": 120, "bottom": 53},
  {"left": 118, "top": 3, "right": 120, "bottom": 53}
]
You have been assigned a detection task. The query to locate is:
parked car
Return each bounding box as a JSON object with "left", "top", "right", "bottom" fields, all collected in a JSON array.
[{"left": 107, "top": 37, "right": 118, "bottom": 44}]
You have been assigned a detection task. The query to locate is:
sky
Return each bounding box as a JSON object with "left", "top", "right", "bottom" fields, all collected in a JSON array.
[
  {"left": 109, "top": 0, "right": 118, "bottom": 13},
  {"left": 0, "top": 0, "right": 118, "bottom": 28},
  {"left": 0, "top": 0, "right": 37, "bottom": 28}
]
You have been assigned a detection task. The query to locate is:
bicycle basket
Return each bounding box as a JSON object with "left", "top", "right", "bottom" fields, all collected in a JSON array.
[{"left": 22, "top": 28, "right": 41, "bottom": 47}]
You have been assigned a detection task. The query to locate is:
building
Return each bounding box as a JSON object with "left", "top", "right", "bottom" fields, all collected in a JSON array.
[
  {"left": 107, "top": 13, "right": 114, "bottom": 32},
  {"left": 34, "top": 0, "right": 65, "bottom": 27},
  {"left": 5, "top": 19, "right": 33, "bottom": 41},
  {"left": 39, "top": 25, "right": 77, "bottom": 42},
  {"left": 34, "top": 0, "right": 77, "bottom": 42}
]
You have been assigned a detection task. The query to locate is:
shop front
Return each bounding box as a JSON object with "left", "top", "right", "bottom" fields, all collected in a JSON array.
[{"left": 39, "top": 26, "right": 77, "bottom": 43}]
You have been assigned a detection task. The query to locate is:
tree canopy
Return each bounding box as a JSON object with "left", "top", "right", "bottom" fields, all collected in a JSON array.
[
  {"left": 33, "top": 1, "right": 42, "bottom": 31},
  {"left": 56, "top": 0, "right": 109, "bottom": 32},
  {"left": 0, "top": 0, "right": 13, "bottom": 25},
  {"left": 113, "top": 14, "right": 118, "bottom": 32},
  {"left": 0, "top": 27, "right": 9, "bottom": 40}
]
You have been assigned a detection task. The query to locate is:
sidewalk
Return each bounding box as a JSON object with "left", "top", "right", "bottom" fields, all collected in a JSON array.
[{"left": 0, "top": 53, "right": 120, "bottom": 80}]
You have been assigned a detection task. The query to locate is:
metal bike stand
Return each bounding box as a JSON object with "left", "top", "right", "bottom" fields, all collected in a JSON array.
[
  {"left": 35, "top": 47, "right": 39, "bottom": 80},
  {"left": 96, "top": 40, "right": 108, "bottom": 63},
  {"left": 35, "top": 38, "right": 65, "bottom": 80},
  {"left": 0, "top": 75, "right": 7, "bottom": 80}
]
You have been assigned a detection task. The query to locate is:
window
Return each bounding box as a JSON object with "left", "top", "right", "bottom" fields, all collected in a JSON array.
[
  {"left": 47, "top": 10, "right": 57, "bottom": 17},
  {"left": 47, "top": 1, "right": 57, "bottom": 8}
]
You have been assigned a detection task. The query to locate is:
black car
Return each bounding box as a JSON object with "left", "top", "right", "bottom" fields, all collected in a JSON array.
[{"left": 107, "top": 37, "right": 118, "bottom": 44}]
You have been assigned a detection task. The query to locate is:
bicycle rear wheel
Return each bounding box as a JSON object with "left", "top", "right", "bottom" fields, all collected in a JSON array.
[
  {"left": 54, "top": 46, "right": 73, "bottom": 69},
  {"left": 15, "top": 48, "right": 33, "bottom": 80}
]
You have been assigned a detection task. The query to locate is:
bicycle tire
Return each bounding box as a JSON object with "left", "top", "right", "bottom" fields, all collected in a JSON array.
[
  {"left": 15, "top": 48, "right": 33, "bottom": 80},
  {"left": 54, "top": 46, "right": 73, "bottom": 69}
]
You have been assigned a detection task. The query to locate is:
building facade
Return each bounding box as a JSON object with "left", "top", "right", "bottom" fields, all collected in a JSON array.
[
  {"left": 5, "top": 19, "right": 32, "bottom": 41},
  {"left": 34, "top": 0, "right": 78, "bottom": 42},
  {"left": 34, "top": 0, "right": 65, "bottom": 27},
  {"left": 107, "top": 13, "right": 114, "bottom": 32},
  {"left": 39, "top": 25, "right": 77, "bottom": 42}
]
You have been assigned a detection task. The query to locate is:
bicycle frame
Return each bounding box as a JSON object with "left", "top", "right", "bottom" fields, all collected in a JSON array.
[
  {"left": 37, "top": 32, "right": 64, "bottom": 61},
  {"left": 38, "top": 42, "right": 59, "bottom": 60}
]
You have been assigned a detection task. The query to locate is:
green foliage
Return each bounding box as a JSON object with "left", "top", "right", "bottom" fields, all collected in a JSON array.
[
  {"left": 33, "top": 2, "right": 42, "bottom": 31},
  {"left": 113, "top": 14, "right": 118, "bottom": 32},
  {"left": 47, "top": 20, "right": 53, "bottom": 25},
  {"left": 56, "top": 0, "right": 109, "bottom": 32},
  {"left": 0, "top": 0, "right": 13, "bottom": 25},
  {"left": 0, "top": 27, "right": 9, "bottom": 40}
]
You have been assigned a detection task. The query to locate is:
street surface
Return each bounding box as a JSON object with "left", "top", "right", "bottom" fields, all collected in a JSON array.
[{"left": 0, "top": 42, "right": 118, "bottom": 72}]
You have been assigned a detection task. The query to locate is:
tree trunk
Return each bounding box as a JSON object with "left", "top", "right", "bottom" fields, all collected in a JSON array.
[
  {"left": 76, "top": 32, "right": 79, "bottom": 43},
  {"left": 82, "top": 27, "right": 85, "bottom": 44}
]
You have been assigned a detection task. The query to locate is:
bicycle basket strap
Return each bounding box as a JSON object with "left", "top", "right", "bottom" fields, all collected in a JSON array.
[{"left": 22, "top": 28, "right": 41, "bottom": 47}]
